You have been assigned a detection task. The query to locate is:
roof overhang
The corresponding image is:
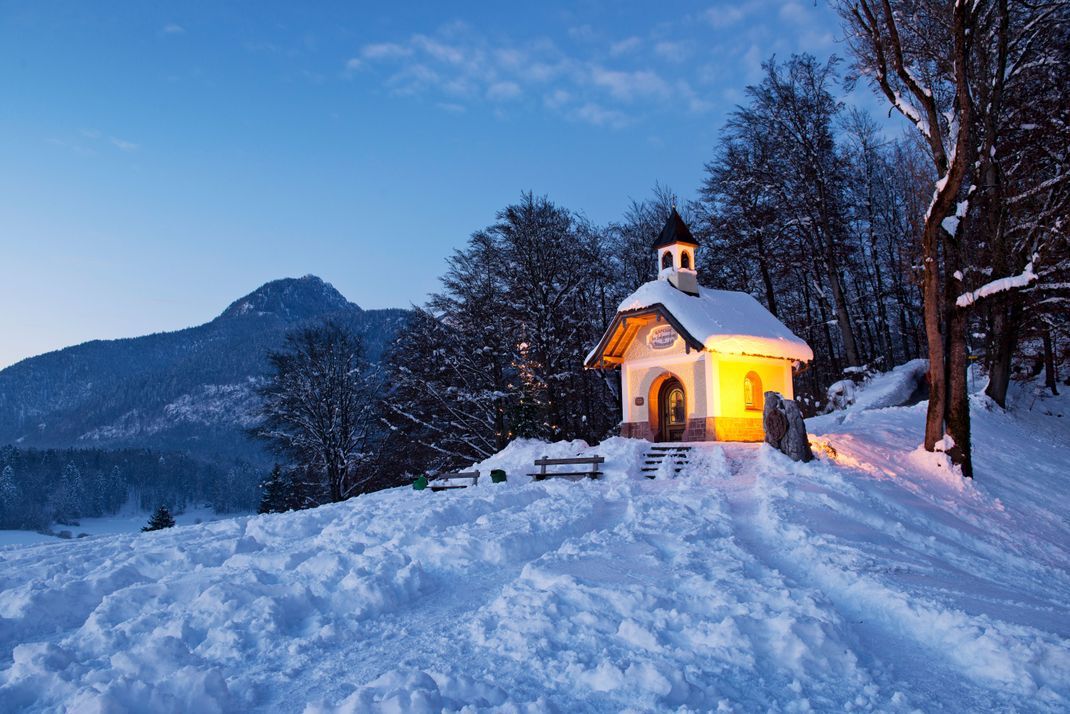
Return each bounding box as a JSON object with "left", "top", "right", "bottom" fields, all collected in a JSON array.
[{"left": 584, "top": 304, "right": 705, "bottom": 369}]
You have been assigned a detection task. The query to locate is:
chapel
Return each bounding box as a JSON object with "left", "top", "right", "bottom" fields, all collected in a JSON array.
[{"left": 584, "top": 209, "right": 813, "bottom": 442}]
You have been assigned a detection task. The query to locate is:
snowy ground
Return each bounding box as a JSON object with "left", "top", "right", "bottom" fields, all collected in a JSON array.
[
  {"left": 0, "top": 507, "right": 243, "bottom": 548},
  {"left": 0, "top": 380, "right": 1067, "bottom": 712}
]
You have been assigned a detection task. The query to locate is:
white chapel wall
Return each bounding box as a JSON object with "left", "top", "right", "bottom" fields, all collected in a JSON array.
[{"left": 622, "top": 353, "right": 709, "bottom": 424}]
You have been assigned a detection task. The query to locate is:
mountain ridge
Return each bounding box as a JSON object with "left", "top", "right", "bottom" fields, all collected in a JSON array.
[{"left": 0, "top": 275, "right": 408, "bottom": 465}]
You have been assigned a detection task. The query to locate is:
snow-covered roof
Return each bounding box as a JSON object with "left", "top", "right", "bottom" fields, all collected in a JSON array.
[{"left": 603, "top": 279, "right": 813, "bottom": 362}]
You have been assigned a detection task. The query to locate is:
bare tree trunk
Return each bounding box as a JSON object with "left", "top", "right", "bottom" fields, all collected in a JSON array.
[
  {"left": 827, "top": 255, "right": 861, "bottom": 367},
  {"left": 945, "top": 243, "right": 973, "bottom": 477},
  {"left": 922, "top": 229, "right": 947, "bottom": 451},
  {"left": 756, "top": 232, "right": 779, "bottom": 316},
  {"left": 946, "top": 327, "right": 972, "bottom": 477},
  {"left": 985, "top": 296, "right": 1020, "bottom": 407},
  {"left": 1043, "top": 327, "right": 1060, "bottom": 396},
  {"left": 853, "top": 274, "right": 878, "bottom": 363},
  {"left": 813, "top": 279, "right": 841, "bottom": 377}
]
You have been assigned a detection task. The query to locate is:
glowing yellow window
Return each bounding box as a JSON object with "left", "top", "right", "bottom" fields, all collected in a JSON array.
[
  {"left": 668, "top": 387, "right": 685, "bottom": 425},
  {"left": 744, "top": 372, "right": 763, "bottom": 411}
]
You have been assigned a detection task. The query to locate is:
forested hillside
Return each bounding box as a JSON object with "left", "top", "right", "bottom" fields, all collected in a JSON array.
[
  {"left": 0, "top": 446, "right": 249, "bottom": 530},
  {"left": 0, "top": 276, "right": 407, "bottom": 465}
]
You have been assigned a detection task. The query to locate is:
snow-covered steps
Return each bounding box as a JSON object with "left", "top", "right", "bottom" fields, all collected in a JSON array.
[{"left": 641, "top": 445, "right": 693, "bottom": 477}]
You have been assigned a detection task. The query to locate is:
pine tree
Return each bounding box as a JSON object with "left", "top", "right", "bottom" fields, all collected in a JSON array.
[
  {"left": 56, "top": 462, "right": 83, "bottom": 524},
  {"left": 0, "top": 465, "right": 18, "bottom": 527},
  {"left": 142, "top": 505, "right": 176, "bottom": 532},
  {"left": 258, "top": 464, "right": 288, "bottom": 514},
  {"left": 510, "top": 341, "right": 545, "bottom": 439},
  {"left": 107, "top": 466, "right": 125, "bottom": 513}
]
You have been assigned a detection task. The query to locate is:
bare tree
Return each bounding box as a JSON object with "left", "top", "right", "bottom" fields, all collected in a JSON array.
[
  {"left": 837, "top": 0, "right": 1070, "bottom": 476},
  {"left": 836, "top": 0, "right": 978, "bottom": 475},
  {"left": 254, "top": 321, "right": 378, "bottom": 502},
  {"left": 963, "top": 0, "right": 1070, "bottom": 406}
]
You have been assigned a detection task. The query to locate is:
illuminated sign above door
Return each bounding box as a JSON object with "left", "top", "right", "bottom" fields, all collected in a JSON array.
[{"left": 647, "top": 325, "right": 679, "bottom": 350}]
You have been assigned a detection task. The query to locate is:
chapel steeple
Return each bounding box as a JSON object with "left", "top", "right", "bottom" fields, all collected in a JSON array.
[{"left": 652, "top": 207, "right": 700, "bottom": 296}]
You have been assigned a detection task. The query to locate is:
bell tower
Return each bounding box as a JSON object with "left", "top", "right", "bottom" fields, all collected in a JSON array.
[{"left": 652, "top": 207, "right": 700, "bottom": 296}]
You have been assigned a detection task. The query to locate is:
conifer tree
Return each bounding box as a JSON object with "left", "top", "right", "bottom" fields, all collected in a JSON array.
[
  {"left": 142, "top": 505, "right": 176, "bottom": 532},
  {"left": 55, "top": 462, "right": 83, "bottom": 524},
  {"left": 258, "top": 464, "right": 289, "bottom": 514},
  {"left": 107, "top": 466, "right": 125, "bottom": 513},
  {"left": 0, "top": 465, "right": 17, "bottom": 527}
]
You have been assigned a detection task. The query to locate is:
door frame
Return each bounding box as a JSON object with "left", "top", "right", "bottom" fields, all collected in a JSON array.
[{"left": 657, "top": 376, "right": 686, "bottom": 442}]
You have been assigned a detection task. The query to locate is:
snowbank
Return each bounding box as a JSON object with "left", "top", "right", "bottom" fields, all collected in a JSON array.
[
  {"left": 810, "top": 359, "right": 929, "bottom": 430},
  {"left": 1, "top": 383, "right": 1067, "bottom": 712}
]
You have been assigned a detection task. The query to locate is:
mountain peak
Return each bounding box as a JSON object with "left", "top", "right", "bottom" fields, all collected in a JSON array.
[{"left": 218, "top": 275, "right": 357, "bottom": 322}]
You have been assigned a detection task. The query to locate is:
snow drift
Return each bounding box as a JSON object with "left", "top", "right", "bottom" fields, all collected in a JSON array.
[{"left": 0, "top": 381, "right": 1067, "bottom": 712}]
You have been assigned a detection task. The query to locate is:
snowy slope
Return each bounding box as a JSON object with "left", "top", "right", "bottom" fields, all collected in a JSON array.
[{"left": 1, "top": 386, "right": 1068, "bottom": 712}]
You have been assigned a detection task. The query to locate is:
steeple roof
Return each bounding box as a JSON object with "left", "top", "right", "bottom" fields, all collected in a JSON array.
[{"left": 651, "top": 207, "right": 699, "bottom": 250}]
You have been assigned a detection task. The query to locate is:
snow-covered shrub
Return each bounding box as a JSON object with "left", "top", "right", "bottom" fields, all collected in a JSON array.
[{"left": 825, "top": 379, "right": 857, "bottom": 412}]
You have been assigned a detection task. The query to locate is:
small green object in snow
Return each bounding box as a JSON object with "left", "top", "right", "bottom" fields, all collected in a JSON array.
[
  {"left": 413, "top": 476, "right": 429, "bottom": 491},
  {"left": 491, "top": 469, "right": 507, "bottom": 484}
]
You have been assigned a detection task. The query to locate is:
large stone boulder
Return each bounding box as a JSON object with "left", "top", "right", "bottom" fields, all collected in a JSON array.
[{"left": 763, "top": 391, "right": 813, "bottom": 463}]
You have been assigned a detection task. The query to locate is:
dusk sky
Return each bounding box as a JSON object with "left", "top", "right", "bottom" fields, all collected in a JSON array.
[{"left": 0, "top": 0, "right": 878, "bottom": 369}]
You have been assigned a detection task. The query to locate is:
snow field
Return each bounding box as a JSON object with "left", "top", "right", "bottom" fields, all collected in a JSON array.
[{"left": 0, "top": 379, "right": 1068, "bottom": 712}]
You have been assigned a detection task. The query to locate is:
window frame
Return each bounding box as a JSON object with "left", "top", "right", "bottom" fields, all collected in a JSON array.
[{"left": 743, "top": 371, "right": 763, "bottom": 411}]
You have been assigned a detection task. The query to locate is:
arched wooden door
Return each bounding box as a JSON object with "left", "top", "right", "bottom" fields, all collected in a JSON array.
[{"left": 658, "top": 377, "right": 686, "bottom": 442}]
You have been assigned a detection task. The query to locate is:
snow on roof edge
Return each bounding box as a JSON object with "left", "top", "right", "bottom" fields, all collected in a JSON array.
[{"left": 608, "top": 280, "right": 814, "bottom": 363}]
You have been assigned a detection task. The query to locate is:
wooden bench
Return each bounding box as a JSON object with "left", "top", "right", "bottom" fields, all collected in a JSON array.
[
  {"left": 428, "top": 470, "right": 479, "bottom": 492},
  {"left": 528, "top": 456, "right": 604, "bottom": 481}
]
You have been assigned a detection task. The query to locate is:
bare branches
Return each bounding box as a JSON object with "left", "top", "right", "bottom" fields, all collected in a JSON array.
[{"left": 253, "top": 321, "right": 377, "bottom": 503}]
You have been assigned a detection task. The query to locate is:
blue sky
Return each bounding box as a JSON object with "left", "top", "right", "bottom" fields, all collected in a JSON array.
[{"left": 0, "top": 1, "right": 865, "bottom": 368}]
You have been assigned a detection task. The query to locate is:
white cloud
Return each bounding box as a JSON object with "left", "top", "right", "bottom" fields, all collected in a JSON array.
[
  {"left": 568, "top": 25, "right": 597, "bottom": 42},
  {"left": 742, "top": 43, "right": 766, "bottom": 82},
  {"left": 411, "top": 35, "right": 467, "bottom": 65},
  {"left": 722, "top": 86, "right": 745, "bottom": 104},
  {"left": 110, "top": 137, "right": 139, "bottom": 152},
  {"left": 495, "top": 48, "right": 525, "bottom": 68},
  {"left": 572, "top": 102, "right": 631, "bottom": 129},
  {"left": 610, "top": 37, "right": 642, "bottom": 56},
  {"left": 349, "top": 20, "right": 722, "bottom": 127},
  {"left": 361, "top": 42, "right": 413, "bottom": 61},
  {"left": 704, "top": 5, "right": 749, "bottom": 28},
  {"left": 654, "top": 41, "right": 690, "bottom": 63},
  {"left": 675, "top": 80, "right": 715, "bottom": 114},
  {"left": 487, "top": 81, "right": 521, "bottom": 101},
  {"left": 522, "top": 61, "right": 567, "bottom": 83},
  {"left": 46, "top": 137, "right": 96, "bottom": 157},
  {"left": 797, "top": 29, "right": 835, "bottom": 52},
  {"left": 543, "top": 89, "right": 571, "bottom": 109},
  {"left": 589, "top": 67, "right": 670, "bottom": 102},
  {"left": 436, "top": 102, "right": 466, "bottom": 114},
  {"left": 778, "top": 1, "right": 809, "bottom": 24},
  {"left": 385, "top": 63, "right": 442, "bottom": 96},
  {"left": 163, "top": 23, "right": 185, "bottom": 35}
]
